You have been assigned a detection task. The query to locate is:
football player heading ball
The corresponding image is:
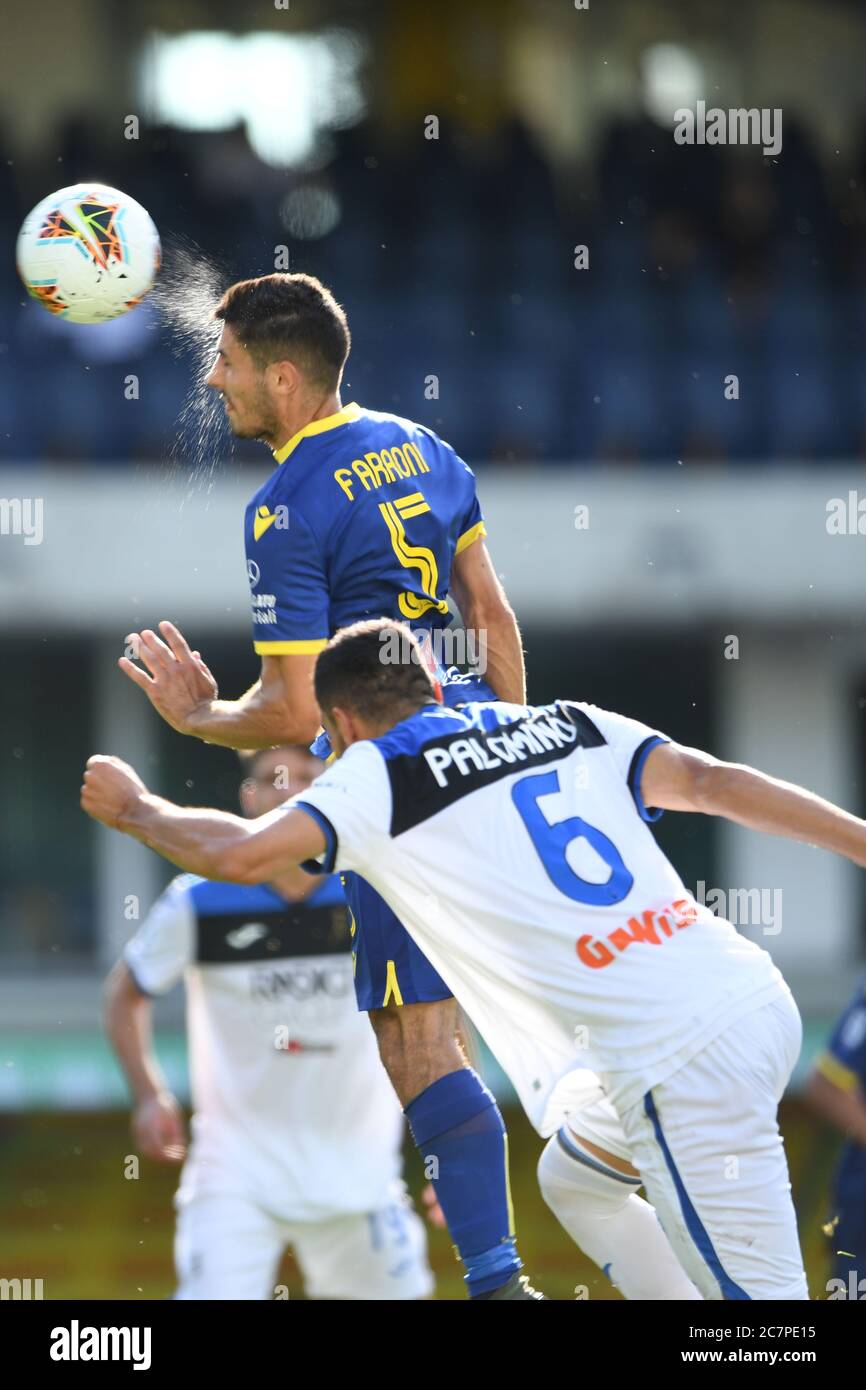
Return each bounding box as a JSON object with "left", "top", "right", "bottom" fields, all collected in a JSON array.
[{"left": 116, "top": 273, "right": 539, "bottom": 1300}]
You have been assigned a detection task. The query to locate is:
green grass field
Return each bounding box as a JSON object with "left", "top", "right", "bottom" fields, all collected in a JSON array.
[{"left": 0, "top": 1099, "right": 841, "bottom": 1300}]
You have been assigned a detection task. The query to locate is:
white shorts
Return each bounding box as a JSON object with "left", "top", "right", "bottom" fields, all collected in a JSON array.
[
  {"left": 562, "top": 993, "right": 808, "bottom": 1301},
  {"left": 174, "top": 1183, "right": 434, "bottom": 1301}
]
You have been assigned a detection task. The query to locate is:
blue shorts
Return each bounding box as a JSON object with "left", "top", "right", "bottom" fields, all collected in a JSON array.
[{"left": 336, "top": 668, "right": 495, "bottom": 1012}]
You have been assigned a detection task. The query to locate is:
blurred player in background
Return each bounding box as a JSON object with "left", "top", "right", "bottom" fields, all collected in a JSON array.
[
  {"left": 103, "top": 743, "right": 432, "bottom": 1301},
  {"left": 118, "top": 273, "right": 539, "bottom": 1299},
  {"left": 805, "top": 974, "right": 866, "bottom": 1296}
]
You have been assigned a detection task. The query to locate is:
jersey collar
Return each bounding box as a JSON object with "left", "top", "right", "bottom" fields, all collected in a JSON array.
[{"left": 272, "top": 401, "right": 362, "bottom": 465}]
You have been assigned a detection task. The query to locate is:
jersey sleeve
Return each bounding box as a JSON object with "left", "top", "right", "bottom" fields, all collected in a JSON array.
[
  {"left": 579, "top": 703, "right": 670, "bottom": 823},
  {"left": 453, "top": 460, "right": 487, "bottom": 556},
  {"left": 123, "top": 875, "right": 196, "bottom": 996},
  {"left": 290, "top": 742, "right": 392, "bottom": 876},
  {"left": 455, "top": 488, "right": 486, "bottom": 556},
  {"left": 427, "top": 431, "right": 486, "bottom": 555},
  {"left": 816, "top": 978, "right": 866, "bottom": 1093},
  {"left": 248, "top": 504, "right": 331, "bottom": 656}
]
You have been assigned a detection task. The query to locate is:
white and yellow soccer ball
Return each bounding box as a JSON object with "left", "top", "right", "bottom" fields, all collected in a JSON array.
[{"left": 16, "top": 182, "right": 161, "bottom": 324}]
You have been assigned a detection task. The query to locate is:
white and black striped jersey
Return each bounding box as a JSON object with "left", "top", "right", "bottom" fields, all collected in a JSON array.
[{"left": 125, "top": 875, "right": 404, "bottom": 1219}]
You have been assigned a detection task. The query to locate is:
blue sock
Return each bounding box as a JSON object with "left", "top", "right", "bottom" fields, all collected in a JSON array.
[{"left": 405, "top": 1068, "right": 521, "bottom": 1297}]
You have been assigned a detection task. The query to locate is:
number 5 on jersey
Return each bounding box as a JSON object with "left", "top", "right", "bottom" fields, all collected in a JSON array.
[{"left": 379, "top": 492, "right": 450, "bottom": 621}]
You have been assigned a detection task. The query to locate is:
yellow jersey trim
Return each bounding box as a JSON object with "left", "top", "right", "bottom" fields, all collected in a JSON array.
[
  {"left": 273, "top": 402, "right": 362, "bottom": 464},
  {"left": 254, "top": 638, "right": 329, "bottom": 655},
  {"left": 455, "top": 520, "right": 487, "bottom": 555},
  {"left": 382, "top": 960, "right": 404, "bottom": 1007},
  {"left": 503, "top": 1130, "right": 516, "bottom": 1237},
  {"left": 815, "top": 1051, "right": 860, "bottom": 1093}
]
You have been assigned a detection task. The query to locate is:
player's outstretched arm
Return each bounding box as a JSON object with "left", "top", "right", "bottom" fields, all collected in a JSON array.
[
  {"left": 642, "top": 741, "right": 866, "bottom": 868},
  {"left": 450, "top": 539, "right": 526, "bottom": 703},
  {"left": 119, "top": 621, "right": 320, "bottom": 749},
  {"left": 81, "top": 754, "right": 326, "bottom": 881}
]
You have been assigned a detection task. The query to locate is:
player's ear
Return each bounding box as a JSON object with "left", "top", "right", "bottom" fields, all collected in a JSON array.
[
  {"left": 432, "top": 678, "right": 444, "bottom": 704},
  {"left": 331, "top": 705, "right": 355, "bottom": 751},
  {"left": 266, "top": 357, "right": 301, "bottom": 397}
]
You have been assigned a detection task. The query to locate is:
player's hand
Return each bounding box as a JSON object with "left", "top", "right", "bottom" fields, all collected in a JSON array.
[
  {"left": 132, "top": 1092, "right": 187, "bottom": 1163},
  {"left": 119, "top": 621, "right": 218, "bottom": 735},
  {"left": 81, "top": 755, "right": 149, "bottom": 829},
  {"left": 421, "top": 1181, "right": 446, "bottom": 1229}
]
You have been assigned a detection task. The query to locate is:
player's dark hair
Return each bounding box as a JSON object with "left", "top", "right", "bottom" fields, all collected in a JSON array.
[
  {"left": 213, "top": 273, "right": 350, "bottom": 390},
  {"left": 315, "top": 620, "right": 438, "bottom": 725}
]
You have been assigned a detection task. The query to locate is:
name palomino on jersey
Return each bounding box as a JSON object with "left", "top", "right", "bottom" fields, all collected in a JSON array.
[
  {"left": 424, "top": 711, "right": 579, "bottom": 787},
  {"left": 334, "top": 443, "right": 430, "bottom": 501}
]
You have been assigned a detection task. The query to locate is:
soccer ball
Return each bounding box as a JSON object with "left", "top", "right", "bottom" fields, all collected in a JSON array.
[{"left": 16, "top": 183, "right": 160, "bottom": 324}]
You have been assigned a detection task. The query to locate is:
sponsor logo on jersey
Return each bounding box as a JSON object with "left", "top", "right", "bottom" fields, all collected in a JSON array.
[
  {"left": 250, "top": 961, "right": 353, "bottom": 1002},
  {"left": 251, "top": 592, "right": 278, "bottom": 625},
  {"left": 275, "top": 1037, "right": 337, "bottom": 1055},
  {"left": 576, "top": 897, "right": 699, "bottom": 970}
]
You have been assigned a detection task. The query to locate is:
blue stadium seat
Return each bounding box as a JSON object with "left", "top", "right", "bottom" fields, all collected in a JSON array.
[
  {"left": 673, "top": 353, "right": 766, "bottom": 461},
  {"left": 580, "top": 352, "right": 672, "bottom": 460},
  {"left": 483, "top": 351, "right": 570, "bottom": 460},
  {"left": 589, "top": 289, "right": 662, "bottom": 354},
  {"left": 766, "top": 357, "right": 849, "bottom": 459},
  {"left": 764, "top": 290, "right": 836, "bottom": 358}
]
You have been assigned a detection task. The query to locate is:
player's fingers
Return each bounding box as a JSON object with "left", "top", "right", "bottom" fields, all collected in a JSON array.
[
  {"left": 159, "top": 620, "right": 193, "bottom": 662},
  {"left": 160, "top": 1144, "right": 187, "bottom": 1164},
  {"left": 118, "top": 656, "right": 154, "bottom": 689},
  {"left": 137, "top": 629, "right": 173, "bottom": 675}
]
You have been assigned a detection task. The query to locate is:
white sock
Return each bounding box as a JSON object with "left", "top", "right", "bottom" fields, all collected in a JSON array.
[{"left": 537, "top": 1127, "right": 702, "bottom": 1300}]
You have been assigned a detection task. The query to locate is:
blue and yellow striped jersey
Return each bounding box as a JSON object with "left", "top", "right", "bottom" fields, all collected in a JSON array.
[{"left": 244, "top": 402, "right": 485, "bottom": 656}]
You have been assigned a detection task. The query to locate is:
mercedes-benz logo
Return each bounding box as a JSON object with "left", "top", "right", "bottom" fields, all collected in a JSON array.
[{"left": 247, "top": 559, "right": 260, "bottom": 587}]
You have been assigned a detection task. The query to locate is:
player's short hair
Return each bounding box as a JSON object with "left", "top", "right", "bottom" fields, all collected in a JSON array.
[
  {"left": 213, "top": 273, "right": 350, "bottom": 390},
  {"left": 314, "top": 619, "right": 438, "bottom": 724}
]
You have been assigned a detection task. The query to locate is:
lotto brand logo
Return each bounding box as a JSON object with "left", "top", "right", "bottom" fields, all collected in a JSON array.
[
  {"left": 576, "top": 898, "right": 698, "bottom": 969},
  {"left": 225, "top": 923, "right": 269, "bottom": 950}
]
